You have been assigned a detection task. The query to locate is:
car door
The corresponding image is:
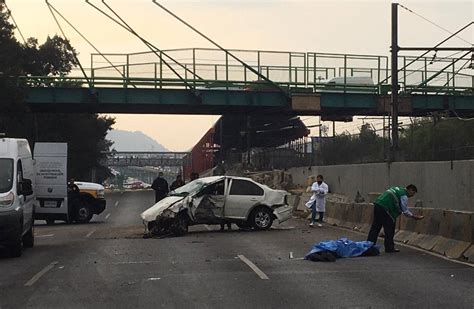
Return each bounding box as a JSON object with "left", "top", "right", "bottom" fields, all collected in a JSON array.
[
  {"left": 224, "top": 179, "right": 265, "bottom": 219},
  {"left": 192, "top": 179, "right": 226, "bottom": 223}
]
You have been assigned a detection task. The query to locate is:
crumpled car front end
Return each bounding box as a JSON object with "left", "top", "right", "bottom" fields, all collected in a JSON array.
[{"left": 141, "top": 196, "right": 190, "bottom": 236}]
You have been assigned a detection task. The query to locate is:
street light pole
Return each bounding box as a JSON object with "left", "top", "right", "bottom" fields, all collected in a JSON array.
[{"left": 391, "top": 2, "right": 399, "bottom": 161}]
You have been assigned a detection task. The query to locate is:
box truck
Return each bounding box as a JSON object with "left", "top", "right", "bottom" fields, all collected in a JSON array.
[{"left": 34, "top": 143, "right": 106, "bottom": 224}]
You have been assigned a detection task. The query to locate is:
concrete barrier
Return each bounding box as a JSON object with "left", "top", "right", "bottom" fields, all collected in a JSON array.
[
  {"left": 463, "top": 245, "right": 474, "bottom": 263},
  {"left": 323, "top": 200, "right": 473, "bottom": 262}
]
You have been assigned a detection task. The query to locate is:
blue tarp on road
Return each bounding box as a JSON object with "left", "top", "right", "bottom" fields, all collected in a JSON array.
[{"left": 305, "top": 238, "right": 378, "bottom": 259}]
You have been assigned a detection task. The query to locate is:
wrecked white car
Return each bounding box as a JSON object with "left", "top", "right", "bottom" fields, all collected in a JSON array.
[{"left": 140, "top": 176, "right": 293, "bottom": 236}]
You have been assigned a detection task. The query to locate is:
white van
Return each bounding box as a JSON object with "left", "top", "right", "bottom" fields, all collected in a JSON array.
[
  {"left": 320, "top": 76, "right": 376, "bottom": 93},
  {"left": 0, "top": 138, "right": 35, "bottom": 257}
]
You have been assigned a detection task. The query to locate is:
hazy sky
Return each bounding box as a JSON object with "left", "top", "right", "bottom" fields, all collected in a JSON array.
[{"left": 6, "top": 0, "right": 473, "bottom": 151}]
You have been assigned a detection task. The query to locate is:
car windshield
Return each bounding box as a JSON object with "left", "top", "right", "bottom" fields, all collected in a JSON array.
[
  {"left": 169, "top": 179, "right": 209, "bottom": 197},
  {"left": 0, "top": 158, "right": 14, "bottom": 193}
]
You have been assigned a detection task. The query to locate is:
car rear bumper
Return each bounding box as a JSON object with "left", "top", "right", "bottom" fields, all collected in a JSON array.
[
  {"left": 0, "top": 209, "right": 22, "bottom": 245},
  {"left": 273, "top": 204, "right": 293, "bottom": 223}
]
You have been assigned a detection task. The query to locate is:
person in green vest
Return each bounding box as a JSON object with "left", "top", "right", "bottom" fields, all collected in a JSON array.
[{"left": 367, "top": 184, "right": 424, "bottom": 253}]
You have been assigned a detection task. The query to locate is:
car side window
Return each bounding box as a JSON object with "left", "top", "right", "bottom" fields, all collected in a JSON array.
[
  {"left": 229, "top": 179, "right": 264, "bottom": 196},
  {"left": 17, "top": 159, "right": 23, "bottom": 195},
  {"left": 200, "top": 180, "right": 225, "bottom": 196}
]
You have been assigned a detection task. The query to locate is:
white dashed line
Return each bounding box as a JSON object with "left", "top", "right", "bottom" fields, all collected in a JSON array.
[
  {"left": 237, "top": 255, "right": 269, "bottom": 280},
  {"left": 105, "top": 213, "right": 111, "bottom": 220},
  {"left": 86, "top": 230, "right": 96, "bottom": 238},
  {"left": 114, "top": 201, "right": 119, "bottom": 207},
  {"left": 24, "top": 261, "right": 58, "bottom": 287},
  {"left": 35, "top": 234, "right": 54, "bottom": 238}
]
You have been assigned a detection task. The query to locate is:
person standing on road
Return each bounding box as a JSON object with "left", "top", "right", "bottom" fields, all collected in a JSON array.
[
  {"left": 367, "top": 184, "right": 424, "bottom": 253},
  {"left": 170, "top": 174, "right": 185, "bottom": 191},
  {"left": 151, "top": 172, "right": 169, "bottom": 203},
  {"left": 305, "top": 175, "right": 328, "bottom": 227}
]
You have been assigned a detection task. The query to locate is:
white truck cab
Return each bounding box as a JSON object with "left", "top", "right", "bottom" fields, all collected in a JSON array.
[{"left": 0, "top": 138, "right": 35, "bottom": 257}]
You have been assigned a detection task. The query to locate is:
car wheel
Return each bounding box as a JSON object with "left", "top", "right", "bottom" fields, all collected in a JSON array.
[
  {"left": 75, "top": 203, "right": 93, "bottom": 224},
  {"left": 171, "top": 214, "right": 188, "bottom": 236},
  {"left": 45, "top": 218, "right": 55, "bottom": 225},
  {"left": 250, "top": 207, "right": 273, "bottom": 230},
  {"left": 23, "top": 224, "right": 34, "bottom": 248}
]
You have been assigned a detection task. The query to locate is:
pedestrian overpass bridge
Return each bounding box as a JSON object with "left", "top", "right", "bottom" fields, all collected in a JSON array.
[
  {"left": 21, "top": 48, "right": 473, "bottom": 116},
  {"left": 103, "top": 151, "right": 188, "bottom": 168}
]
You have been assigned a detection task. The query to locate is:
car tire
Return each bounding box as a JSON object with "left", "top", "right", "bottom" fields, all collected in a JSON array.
[
  {"left": 171, "top": 213, "right": 188, "bottom": 236},
  {"left": 23, "top": 224, "right": 34, "bottom": 248},
  {"left": 250, "top": 207, "right": 273, "bottom": 230},
  {"left": 45, "top": 218, "right": 55, "bottom": 225},
  {"left": 75, "top": 202, "right": 93, "bottom": 224}
]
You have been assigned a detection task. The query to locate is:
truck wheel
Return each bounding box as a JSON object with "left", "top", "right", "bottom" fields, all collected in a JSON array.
[
  {"left": 23, "top": 225, "right": 34, "bottom": 248},
  {"left": 75, "top": 204, "right": 93, "bottom": 223},
  {"left": 250, "top": 207, "right": 273, "bottom": 230}
]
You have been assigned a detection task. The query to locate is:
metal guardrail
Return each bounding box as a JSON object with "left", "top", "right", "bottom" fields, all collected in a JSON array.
[{"left": 18, "top": 48, "right": 473, "bottom": 96}]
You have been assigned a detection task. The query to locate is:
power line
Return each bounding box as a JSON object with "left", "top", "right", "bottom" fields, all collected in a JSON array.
[
  {"left": 4, "top": 2, "right": 26, "bottom": 44},
  {"left": 399, "top": 3, "right": 472, "bottom": 45}
]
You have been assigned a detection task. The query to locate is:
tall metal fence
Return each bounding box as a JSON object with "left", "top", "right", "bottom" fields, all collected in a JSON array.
[{"left": 235, "top": 117, "right": 474, "bottom": 170}]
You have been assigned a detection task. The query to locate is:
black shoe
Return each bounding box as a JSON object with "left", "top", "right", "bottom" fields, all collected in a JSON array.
[{"left": 385, "top": 248, "right": 400, "bottom": 253}]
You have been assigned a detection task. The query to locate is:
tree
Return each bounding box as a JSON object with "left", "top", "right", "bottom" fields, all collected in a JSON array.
[{"left": 0, "top": 3, "right": 115, "bottom": 182}]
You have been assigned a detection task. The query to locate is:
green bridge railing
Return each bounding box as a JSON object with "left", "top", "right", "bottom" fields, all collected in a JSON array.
[{"left": 20, "top": 48, "right": 474, "bottom": 96}]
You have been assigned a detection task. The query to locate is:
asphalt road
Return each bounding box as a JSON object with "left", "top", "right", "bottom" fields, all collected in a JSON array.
[{"left": 1, "top": 190, "right": 472, "bottom": 309}]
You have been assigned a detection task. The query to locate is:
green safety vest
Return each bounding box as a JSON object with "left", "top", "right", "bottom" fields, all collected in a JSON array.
[{"left": 374, "top": 186, "right": 407, "bottom": 220}]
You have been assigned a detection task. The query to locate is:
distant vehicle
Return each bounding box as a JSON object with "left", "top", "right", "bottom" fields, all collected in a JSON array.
[
  {"left": 320, "top": 76, "right": 376, "bottom": 93},
  {"left": 0, "top": 138, "right": 35, "bottom": 257},
  {"left": 140, "top": 176, "right": 293, "bottom": 236}
]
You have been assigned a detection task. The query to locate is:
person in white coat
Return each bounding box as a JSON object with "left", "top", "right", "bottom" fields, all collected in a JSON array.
[{"left": 305, "top": 175, "right": 329, "bottom": 227}]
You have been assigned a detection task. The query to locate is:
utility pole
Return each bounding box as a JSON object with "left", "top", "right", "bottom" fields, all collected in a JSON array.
[{"left": 391, "top": 2, "right": 399, "bottom": 161}]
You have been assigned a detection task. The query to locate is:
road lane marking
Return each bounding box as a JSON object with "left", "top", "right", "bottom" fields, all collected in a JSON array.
[
  {"left": 114, "top": 201, "right": 119, "bottom": 207},
  {"left": 112, "top": 261, "right": 158, "bottom": 265},
  {"left": 105, "top": 213, "right": 111, "bottom": 220},
  {"left": 237, "top": 255, "right": 269, "bottom": 280},
  {"left": 24, "top": 261, "right": 58, "bottom": 287},
  {"left": 86, "top": 230, "right": 96, "bottom": 238},
  {"left": 35, "top": 234, "right": 54, "bottom": 238}
]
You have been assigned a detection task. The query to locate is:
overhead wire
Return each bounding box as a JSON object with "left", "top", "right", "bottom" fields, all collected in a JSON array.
[
  {"left": 398, "top": 3, "right": 472, "bottom": 45},
  {"left": 46, "top": 1, "right": 138, "bottom": 89},
  {"left": 86, "top": 0, "right": 205, "bottom": 94},
  {"left": 151, "top": 0, "right": 290, "bottom": 100},
  {"left": 378, "top": 21, "right": 473, "bottom": 85},
  {"left": 45, "top": 0, "right": 93, "bottom": 90},
  {"left": 4, "top": 1, "right": 26, "bottom": 44}
]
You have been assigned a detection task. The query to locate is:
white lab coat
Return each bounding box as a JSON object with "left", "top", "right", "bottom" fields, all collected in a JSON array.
[{"left": 305, "top": 181, "right": 329, "bottom": 212}]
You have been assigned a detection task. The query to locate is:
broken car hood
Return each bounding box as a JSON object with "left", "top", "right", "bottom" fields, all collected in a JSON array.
[{"left": 140, "top": 196, "right": 184, "bottom": 222}]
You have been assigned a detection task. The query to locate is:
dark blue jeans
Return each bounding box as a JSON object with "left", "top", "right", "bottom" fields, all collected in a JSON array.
[{"left": 311, "top": 202, "right": 324, "bottom": 223}]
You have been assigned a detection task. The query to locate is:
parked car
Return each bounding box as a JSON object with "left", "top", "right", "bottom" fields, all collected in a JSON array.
[{"left": 140, "top": 176, "right": 292, "bottom": 236}]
